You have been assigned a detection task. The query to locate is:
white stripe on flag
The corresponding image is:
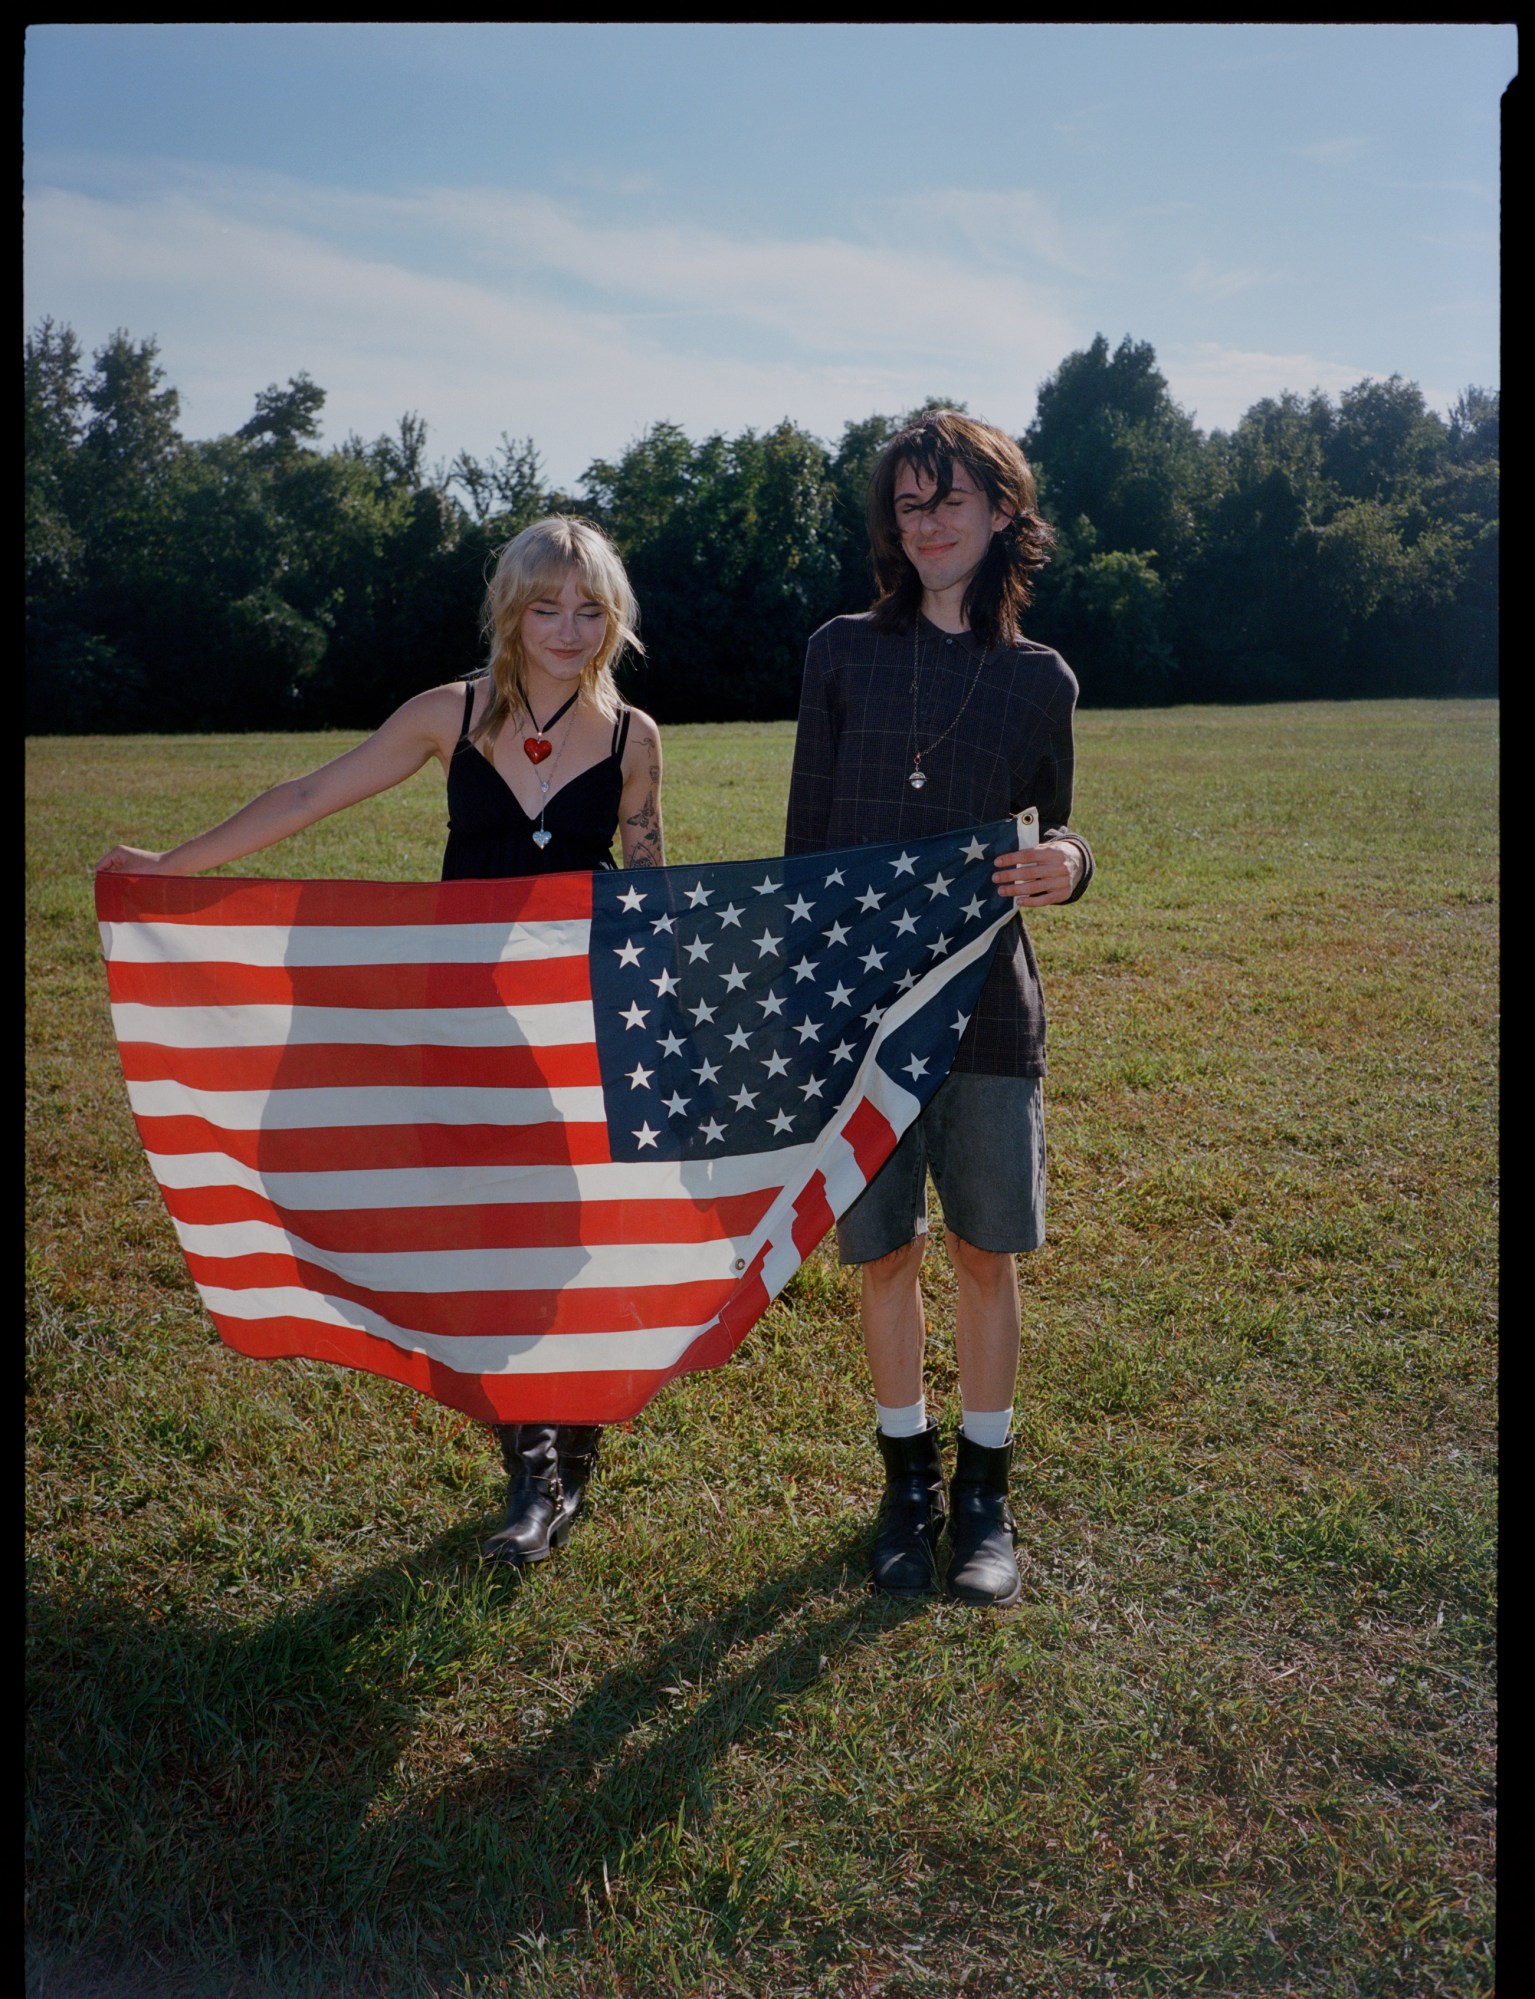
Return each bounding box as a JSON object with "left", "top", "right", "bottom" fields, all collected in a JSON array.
[
  {"left": 172, "top": 1220, "right": 747, "bottom": 1291},
  {"left": 200, "top": 1285, "right": 716, "bottom": 1375},
  {"left": 111, "top": 1000, "right": 596, "bottom": 1048},
  {"left": 143, "top": 1143, "right": 818, "bottom": 1204},
  {"left": 128, "top": 1079, "right": 608, "bottom": 1129},
  {"left": 99, "top": 916, "right": 592, "bottom": 968}
]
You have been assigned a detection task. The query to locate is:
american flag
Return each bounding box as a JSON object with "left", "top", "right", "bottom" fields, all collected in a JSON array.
[{"left": 96, "top": 812, "right": 1037, "bottom": 1424}]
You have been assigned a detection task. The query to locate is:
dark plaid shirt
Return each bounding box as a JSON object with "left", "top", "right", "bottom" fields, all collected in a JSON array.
[{"left": 784, "top": 612, "right": 1093, "bottom": 1078}]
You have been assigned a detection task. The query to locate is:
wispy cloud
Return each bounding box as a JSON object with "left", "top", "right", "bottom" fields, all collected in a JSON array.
[
  {"left": 24, "top": 168, "right": 1086, "bottom": 481},
  {"left": 876, "top": 186, "right": 1101, "bottom": 278},
  {"left": 1164, "top": 339, "right": 1382, "bottom": 429}
]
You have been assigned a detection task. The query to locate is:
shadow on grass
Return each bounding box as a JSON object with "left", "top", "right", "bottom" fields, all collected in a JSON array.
[{"left": 28, "top": 1515, "right": 927, "bottom": 1994}]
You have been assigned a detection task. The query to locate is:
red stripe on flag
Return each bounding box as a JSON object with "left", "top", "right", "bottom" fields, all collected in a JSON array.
[
  {"left": 96, "top": 872, "right": 593, "bottom": 928},
  {"left": 186, "top": 1255, "right": 736, "bottom": 1340},
  {"left": 209, "top": 1311, "right": 686, "bottom": 1424},
  {"left": 160, "top": 1182, "right": 777, "bottom": 1249},
  {"left": 790, "top": 1170, "right": 833, "bottom": 1258},
  {"left": 119, "top": 1040, "right": 602, "bottom": 1091},
  {"left": 107, "top": 958, "right": 591, "bottom": 1011},
  {"left": 135, "top": 1115, "right": 612, "bottom": 1170},
  {"left": 842, "top": 1096, "right": 899, "bottom": 1181}
]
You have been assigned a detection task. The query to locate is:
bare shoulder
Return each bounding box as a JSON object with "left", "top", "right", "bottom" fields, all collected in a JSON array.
[
  {"left": 388, "top": 678, "right": 480, "bottom": 759},
  {"left": 622, "top": 705, "right": 664, "bottom": 776}
]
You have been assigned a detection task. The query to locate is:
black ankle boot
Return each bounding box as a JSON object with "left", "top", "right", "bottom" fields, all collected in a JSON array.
[
  {"left": 482, "top": 1424, "right": 565, "bottom": 1565},
  {"left": 482, "top": 1424, "right": 603, "bottom": 1566},
  {"left": 870, "top": 1423, "right": 946, "bottom": 1594},
  {"left": 945, "top": 1433, "right": 1022, "bottom": 1606},
  {"left": 554, "top": 1424, "right": 602, "bottom": 1536}
]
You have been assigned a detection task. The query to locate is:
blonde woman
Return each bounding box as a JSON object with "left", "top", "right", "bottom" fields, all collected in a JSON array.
[{"left": 97, "top": 516, "right": 666, "bottom": 1565}]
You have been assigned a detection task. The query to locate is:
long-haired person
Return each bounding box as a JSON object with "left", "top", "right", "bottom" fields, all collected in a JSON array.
[
  {"left": 785, "top": 410, "right": 1094, "bottom": 1607},
  {"left": 97, "top": 515, "right": 666, "bottom": 1566}
]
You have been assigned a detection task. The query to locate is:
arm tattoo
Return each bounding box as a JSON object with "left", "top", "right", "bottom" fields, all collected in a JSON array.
[{"left": 625, "top": 786, "right": 665, "bottom": 869}]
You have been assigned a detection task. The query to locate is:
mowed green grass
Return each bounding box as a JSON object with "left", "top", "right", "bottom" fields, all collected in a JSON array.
[{"left": 26, "top": 703, "right": 1497, "bottom": 1999}]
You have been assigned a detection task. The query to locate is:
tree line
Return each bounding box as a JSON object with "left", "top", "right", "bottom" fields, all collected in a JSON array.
[{"left": 25, "top": 320, "right": 1498, "bottom": 733}]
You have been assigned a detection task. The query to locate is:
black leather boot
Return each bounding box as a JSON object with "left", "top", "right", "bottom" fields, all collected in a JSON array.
[
  {"left": 945, "top": 1433, "right": 1022, "bottom": 1606},
  {"left": 482, "top": 1423, "right": 566, "bottom": 1565},
  {"left": 481, "top": 1424, "right": 603, "bottom": 1566},
  {"left": 554, "top": 1424, "right": 602, "bottom": 1538},
  {"left": 870, "top": 1422, "right": 946, "bottom": 1594}
]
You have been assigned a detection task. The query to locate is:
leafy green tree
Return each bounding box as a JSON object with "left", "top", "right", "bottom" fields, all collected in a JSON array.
[
  {"left": 1322, "top": 375, "right": 1449, "bottom": 501},
  {"left": 1448, "top": 387, "right": 1499, "bottom": 466},
  {"left": 1026, "top": 335, "right": 1204, "bottom": 579},
  {"left": 74, "top": 330, "right": 184, "bottom": 538},
  {"left": 1340, "top": 451, "right": 1499, "bottom": 694},
  {"left": 23, "top": 317, "right": 1498, "bottom": 729},
  {"left": 27, "top": 330, "right": 191, "bottom": 730},
  {"left": 24, "top": 318, "right": 86, "bottom": 597},
  {"left": 1170, "top": 393, "right": 1347, "bottom": 698},
  {"left": 236, "top": 373, "right": 326, "bottom": 454},
  {"left": 450, "top": 433, "right": 548, "bottom": 532},
  {"left": 1050, "top": 537, "right": 1178, "bottom": 705},
  {"left": 584, "top": 419, "right": 840, "bottom": 720}
]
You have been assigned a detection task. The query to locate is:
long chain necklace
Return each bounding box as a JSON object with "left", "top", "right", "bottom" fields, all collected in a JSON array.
[
  {"left": 520, "top": 689, "right": 581, "bottom": 849},
  {"left": 907, "top": 624, "right": 990, "bottom": 790}
]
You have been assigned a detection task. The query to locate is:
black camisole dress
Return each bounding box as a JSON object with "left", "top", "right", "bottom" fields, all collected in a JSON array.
[{"left": 441, "top": 677, "right": 632, "bottom": 882}]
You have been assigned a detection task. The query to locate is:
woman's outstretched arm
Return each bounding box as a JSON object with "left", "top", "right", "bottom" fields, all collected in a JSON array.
[{"left": 94, "top": 684, "right": 465, "bottom": 877}]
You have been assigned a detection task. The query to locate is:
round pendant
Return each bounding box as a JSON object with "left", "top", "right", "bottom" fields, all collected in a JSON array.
[{"left": 908, "top": 769, "right": 927, "bottom": 790}]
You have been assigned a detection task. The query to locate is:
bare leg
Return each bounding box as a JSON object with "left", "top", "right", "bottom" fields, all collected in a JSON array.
[
  {"left": 946, "top": 1231, "right": 1021, "bottom": 1414},
  {"left": 858, "top": 1236, "right": 928, "bottom": 1405}
]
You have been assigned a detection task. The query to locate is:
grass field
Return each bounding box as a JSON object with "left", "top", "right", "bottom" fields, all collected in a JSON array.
[{"left": 26, "top": 702, "right": 1497, "bottom": 1999}]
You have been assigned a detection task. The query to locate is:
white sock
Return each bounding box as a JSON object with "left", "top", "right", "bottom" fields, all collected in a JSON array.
[
  {"left": 875, "top": 1397, "right": 928, "bottom": 1439},
  {"left": 960, "top": 1405, "right": 1013, "bottom": 1450}
]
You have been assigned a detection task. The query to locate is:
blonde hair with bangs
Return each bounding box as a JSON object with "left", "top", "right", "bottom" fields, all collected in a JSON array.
[{"left": 475, "top": 517, "right": 642, "bottom": 747}]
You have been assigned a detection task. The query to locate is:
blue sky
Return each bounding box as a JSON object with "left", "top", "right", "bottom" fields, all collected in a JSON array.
[{"left": 23, "top": 22, "right": 1514, "bottom": 490}]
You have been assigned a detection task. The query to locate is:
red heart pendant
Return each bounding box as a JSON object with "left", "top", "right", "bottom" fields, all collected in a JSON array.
[{"left": 523, "top": 737, "right": 552, "bottom": 764}]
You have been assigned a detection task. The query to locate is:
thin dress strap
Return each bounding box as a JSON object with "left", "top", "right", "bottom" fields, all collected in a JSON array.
[
  {"left": 458, "top": 679, "right": 477, "bottom": 745},
  {"left": 611, "top": 705, "right": 632, "bottom": 760}
]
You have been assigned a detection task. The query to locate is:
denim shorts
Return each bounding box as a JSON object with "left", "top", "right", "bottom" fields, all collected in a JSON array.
[{"left": 834, "top": 1071, "right": 1046, "bottom": 1265}]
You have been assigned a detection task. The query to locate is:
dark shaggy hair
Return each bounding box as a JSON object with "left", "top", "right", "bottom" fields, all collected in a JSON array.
[{"left": 866, "top": 409, "right": 1055, "bottom": 648}]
